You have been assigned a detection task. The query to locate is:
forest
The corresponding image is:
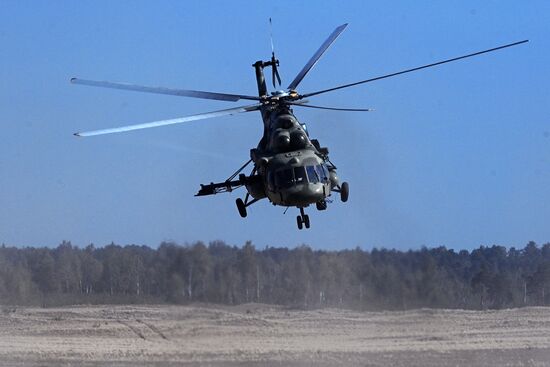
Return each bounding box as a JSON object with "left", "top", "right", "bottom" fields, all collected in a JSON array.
[{"left": 1, "top": 240, "right": 550, "bottom": 310}]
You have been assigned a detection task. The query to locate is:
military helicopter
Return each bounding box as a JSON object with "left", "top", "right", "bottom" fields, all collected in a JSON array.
[{"left": 72, "top": 23, "right": 527, "bottom": 229}]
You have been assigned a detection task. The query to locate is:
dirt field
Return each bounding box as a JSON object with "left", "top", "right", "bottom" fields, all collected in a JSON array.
[{"left": 0, "top": 303, "right": 549, "bottom": 366}]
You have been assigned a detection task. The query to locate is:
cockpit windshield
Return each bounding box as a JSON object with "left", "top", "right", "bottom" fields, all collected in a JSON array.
[
  {"left": 275, "top": 169, "right": 294, "bottom": 188},
  {"left": 306, "top": 165, "right": 319, "bottom": 183},
  {"left": 272, "top": 164, "right": 329, "bottom": 189}
]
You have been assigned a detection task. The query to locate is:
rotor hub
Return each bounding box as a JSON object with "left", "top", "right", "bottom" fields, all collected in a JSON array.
[{"left": 271, "top": 90, "right": 289, "bottom": 97}]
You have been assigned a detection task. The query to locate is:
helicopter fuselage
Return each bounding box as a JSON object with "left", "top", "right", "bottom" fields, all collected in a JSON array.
[
  {"left": 245, "top": 103, "right": 338, "bottom": 209},
  {"left": 241, "top": 61, "right": 342, "bottom": 212}
]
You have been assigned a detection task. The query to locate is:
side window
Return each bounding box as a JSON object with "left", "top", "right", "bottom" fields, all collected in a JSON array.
[
  {"left": 306, "top": 165, "right": 319, "bottom": 183},
  {"left": 322, "top": 164, "right": 330, "bottom": 182},
  {"left": 294, "top": 167, "right": 307, "bottom": 184}
]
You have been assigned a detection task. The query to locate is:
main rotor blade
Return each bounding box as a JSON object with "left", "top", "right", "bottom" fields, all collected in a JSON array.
[
  {"left": 301, "top": 39, "right": 529, "bottom": 99},
  {"left": 71, "top": 78, "right": 261, "bottom": 102},
  {"left": 287, "top": 23, "right": 348, "bottom": 91},
  {"left": 74, "top": 104, "right": 261, "bottom": 137},
  {"left": 287, "top": 102, "right": 373, "bottom": 112}
]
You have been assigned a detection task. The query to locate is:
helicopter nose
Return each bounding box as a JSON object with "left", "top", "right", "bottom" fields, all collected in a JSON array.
[{"left": 283, "top": 183, "right": 325, "bottom": 206}]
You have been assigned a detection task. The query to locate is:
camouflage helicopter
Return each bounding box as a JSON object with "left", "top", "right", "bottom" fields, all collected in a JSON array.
[{"left": 72, "top": 23, "right": 527, "bottom": 229}]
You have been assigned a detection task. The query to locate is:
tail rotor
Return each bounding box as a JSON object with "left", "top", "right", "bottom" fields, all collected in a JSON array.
[{"left": 269, "top": 18, "right": 282, "bottom": 88}]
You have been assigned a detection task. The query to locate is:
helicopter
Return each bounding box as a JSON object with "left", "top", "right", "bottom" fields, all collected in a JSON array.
[{"left": 71, "top": 23, "right": 527, "bottom": 230}]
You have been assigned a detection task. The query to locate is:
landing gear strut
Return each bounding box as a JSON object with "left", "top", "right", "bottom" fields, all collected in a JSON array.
[
  {"left": 296, "top": 207, "right": 310, "bottom": 230},
  {"left": 235, "top": 193, "right": 259, "bottom": 218}
]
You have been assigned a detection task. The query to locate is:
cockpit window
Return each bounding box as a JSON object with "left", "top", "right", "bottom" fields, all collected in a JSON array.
[
  {"left": 275, "top": 169, "right": 294, "bottom": 188},
  {"left": 306, "top": 165, "right": 319, "bottom": 183},
  {"left": 294, "top": 167, "right": 307, "bottom": 184},
  {"left": 273, "top": 164, "right": 328, "bottom": 189},
  {"left": 317, "top": 164, "right": 329, "bottom": 182}
]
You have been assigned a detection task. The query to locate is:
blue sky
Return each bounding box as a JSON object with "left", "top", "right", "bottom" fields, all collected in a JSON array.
[{"left": 1, "top": 1, "right": 548, "bottom": 250}]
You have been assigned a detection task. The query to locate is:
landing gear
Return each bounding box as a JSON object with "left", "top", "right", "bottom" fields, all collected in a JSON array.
[
  {"left": 236, "top": 198, "right": 247, "bottom": 218},
  {"left": 340, "top": 182, "right": 349, "bottom": 202},
  {"left": 304, "top": 214, "right": 310, "bottom": 228},
  {"left": 296, "top": 207, "right": 310, "bottom": 230},
  {"left": 235, "top": 193, "right": 259, "bottom": 219},
  {"left": 316, "top": 200, "right": 327, "bottom": 211}
]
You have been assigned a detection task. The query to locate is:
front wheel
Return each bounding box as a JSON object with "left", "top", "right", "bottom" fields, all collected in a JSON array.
[
  {"left": 296, "top": 215, "right": 303, "bottom": 230},
  {"left": 316, "top": 201, "right": 327, "bottom": 211},
  {"left": 340, "top": 182, "right": 349, "bottom": 202},
  {"left": 303, "top": 215, "right": 310, "bottom": 229}
]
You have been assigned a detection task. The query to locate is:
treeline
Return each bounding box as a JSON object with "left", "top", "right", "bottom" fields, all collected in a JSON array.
[{"left": 1, "top": 240, "right": 550, "bottom": 310}]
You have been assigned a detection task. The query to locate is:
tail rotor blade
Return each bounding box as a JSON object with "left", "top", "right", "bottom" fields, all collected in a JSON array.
[
  {"left": 271, "top": 53, "right": 282, "bottom": 88},
  {"left": 272, "top": 65, "right": 277, "bottom": 88},
  {"left": 275, "top": 67, "right": 282, "bottom": 86},
  {"left": 269, "top": 18, "right": 275, "bottom": 54},
  {"left": 269, "top": 18, "right": 282, "bottom": 88},
  {"left": 74, "top": 104, "right": 261, "bottom": 137}
]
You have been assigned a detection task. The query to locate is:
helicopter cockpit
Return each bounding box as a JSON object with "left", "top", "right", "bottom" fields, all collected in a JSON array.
[{"left": 268, "top": 164, "right": 330, "bottom": 190}]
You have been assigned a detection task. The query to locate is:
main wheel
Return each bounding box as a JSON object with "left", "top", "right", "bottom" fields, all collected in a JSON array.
[
  {"left": 340, "top": 182, "right": 349, "bottom": 202},
  {"left": 296, "top": 215, "right": 303, "bottom": 230},
  {"left": 303, "top": 215, "right": 310, "bottom": 229},
  {"left": 236, "top": 198, "right": 247, "bottom": 218}
]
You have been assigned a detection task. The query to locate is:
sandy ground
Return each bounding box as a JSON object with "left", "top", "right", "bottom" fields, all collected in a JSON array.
[{"left": 0, "top": 304, "right": 549, "bottom": 366}]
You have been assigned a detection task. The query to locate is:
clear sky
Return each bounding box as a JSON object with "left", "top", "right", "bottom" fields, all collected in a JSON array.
[{"left": 1, "top": 1, "right": 548, "bottom": 251}]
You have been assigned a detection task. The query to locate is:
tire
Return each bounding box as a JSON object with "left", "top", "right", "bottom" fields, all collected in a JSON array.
[
  {"left": 316, "top": 201, "right": 327, "bottom": 211},
  {"left": 296, "top": 216, "right": 303, "bottom": 230},
  {"left": 340, "top": 182, "right": 349, "bottom": 202},
  {"left": 236, "top": 198, "right": 247, "bottom": 218},
  {"left": 304, "top": 215, "right": 310, "bottom": 229}
]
